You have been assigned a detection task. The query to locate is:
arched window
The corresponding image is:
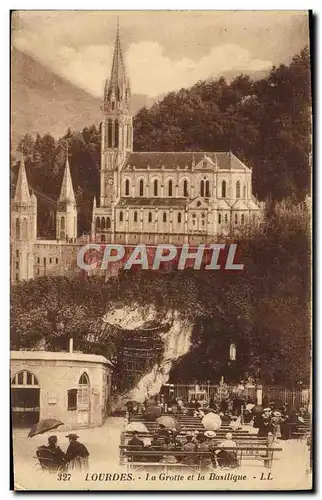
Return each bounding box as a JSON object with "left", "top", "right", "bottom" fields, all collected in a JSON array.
[
  {"left": 221, "top": 180, "right": 227, "bottom": 198},
  {"left": 183, "top": 180, "right": 188, "bottom": 197},
  {"left": 106, "top": 217, "right": 111, "bottom": 229},
  {"left": 108, "top": 119, "right": 112, "bottom": 147},
  {"left": 235, "top": 213, "right": 238, "bottom": 224},
  {"left": 148, "top": 212, "right": 152, "bottom": 223},
  {"left": 16, "top": 218, "right": 20, "bottom": 240},
  {"left": 218, "top": 213, "right": 222, "bottom": 224},
  {"left": 60, "top": 230, "right": 65, "bottom": 239},
  {"left": 236, "top": 181, "right": 241, "bottom": 199},
  {"left": 241, "top": 214, "right": 245, "bottom": 225},
  {"left": 163, "top": 213, "right": 167, "bottom": 223},
  {"left": 200, "top": 180, "right": 204, "bottom": 197},
  {"left": 111, "top": 101, "right": 115, "bottom": 111},
  {"left": 60, "top": 216, "right": 65, "bottom": 231},
  {"left": 243, "top": 184, "right": 247, "bottom": 198},
  {"left": 101, "top": 234, "right": 105, "bottom": 243},
  {"left": 22, "top": 218, "right": 28, "bottom": 239},
  {"left": 205, "top": 180, "right": 210, "bottom": 198},
  {"left": 119, "top": 211, "right": 123, "bottom": 222},
  {"left": 178, "top": 212, "right": 182, "bottom": 223},
  {"left": 115, "top": 119, "right": 119, "bottom": 148},
  {"left": 168, "top": 180, "right": 173, "bottom": 197},
  {"left": 125, "top": 179, "right": 130, "bottom": 196},
  {"left": 101, "top": 217, "right": 106, "bottom": 230},
  {"left": 139, "top": 179, "right": 144, "bottom": 197},
  {"left": 154, "top": 180, "right": 158, "bottom": 196},
  {"left": 96, "top": 217, "right": 100, "bottom": 229},
  {"left": 78, "top": 372, "right": 89, "bottom": 406},
  {"left": 134, "top": 211, "right": 138, "bottom": 222},
  {"left": 12, "top": 370, "right": 39, "bottom": 386}
]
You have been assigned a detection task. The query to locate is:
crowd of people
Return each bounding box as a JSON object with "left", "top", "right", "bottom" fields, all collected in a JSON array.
[
  {"left": 127, "top": 428, "right": 238, "bottom": 469},
  {"left": 36, "top": 433, "right": 90, "bottom": 472}
]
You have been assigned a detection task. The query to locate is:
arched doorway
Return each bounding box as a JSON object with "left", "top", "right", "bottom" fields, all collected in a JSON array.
[
  {"left": 11, "top": 370, "right": 40, "bottom": 427},
  {"left": 77, "top": 372, "right": 90, "bottom": 426}
]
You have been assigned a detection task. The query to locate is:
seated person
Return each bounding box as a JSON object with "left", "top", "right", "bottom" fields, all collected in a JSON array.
[
  {"left": 197, "top": 433, "right": 213, "bottom": 470},
  {"left": 216, "top": 432, "right": 237, "bottom": 468},
  {"left": 127, "top": 431, "right": 144, "bottom": 462},
  {"left": 181, "top": 432, "right": 197, "bottom": 465},
  {"left": 159, "top": 436, "right": 178, "bottom": 463},
  {"left": 36, "top": 435, "right": 66, "bottom": 472}
]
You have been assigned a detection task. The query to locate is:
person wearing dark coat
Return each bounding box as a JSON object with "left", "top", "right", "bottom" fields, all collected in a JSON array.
[
  {"left": 37, "top": 435, "right": 65, "bottom": 472},
  {"left": 65, "top": 434, "right": 89, "bottom": 470},
  {"left": 127, "top": 431, "right": 144, "bottom": 462}
]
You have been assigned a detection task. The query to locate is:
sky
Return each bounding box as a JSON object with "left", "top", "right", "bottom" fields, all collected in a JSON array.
[{"left": 12, "top": 10, "right": 310, "bottom": 98}]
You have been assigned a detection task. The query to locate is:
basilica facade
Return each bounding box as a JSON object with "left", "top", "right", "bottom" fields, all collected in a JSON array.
[{"left": 11, "top": 26, "right": 264, "bottom": 283}]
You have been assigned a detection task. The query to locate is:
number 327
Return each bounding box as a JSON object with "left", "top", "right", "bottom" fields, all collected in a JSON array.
[{"left": 57, "top": 473, "right": 71, "bottom": 481}]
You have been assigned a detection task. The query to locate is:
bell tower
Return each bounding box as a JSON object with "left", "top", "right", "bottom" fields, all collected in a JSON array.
[{"left": 100, "top": 20, "right": 133, "bottom": 208}]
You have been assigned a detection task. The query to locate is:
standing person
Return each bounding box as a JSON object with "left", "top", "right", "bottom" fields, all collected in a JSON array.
[{"left": 65, "top": 434, "right": 90, "bottom": 471}]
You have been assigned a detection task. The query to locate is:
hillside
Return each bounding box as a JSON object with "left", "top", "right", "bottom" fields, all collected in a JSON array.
[{"left": 11, "top": 48, "right": 154, "bottom": 148}]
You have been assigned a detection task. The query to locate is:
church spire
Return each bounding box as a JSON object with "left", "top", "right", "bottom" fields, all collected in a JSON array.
[
  {"left": 58, "top": 147, "right": 76, "bottom": 204},
  {"left": 14, "top": 154, "right": 31, "bottom": 204},
  {"left": 104, "top": 18, "right": 131, "bottom": 111}
]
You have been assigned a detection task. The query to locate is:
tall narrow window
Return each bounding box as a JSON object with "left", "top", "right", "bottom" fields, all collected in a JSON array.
[
  {"left": 241, "top": 214, "right": 245, "bottom": 225},
  {"left": 115, "top": 119, "right": 119, "bottom": 148},
  {"left": 16, "top": 218, "right": 20, "bottom": 240},
  {"left": 168, "top": 180, "right": 173, "bottom": 197},
  {"left": 96, "top": 217, "right": 100, "bottom": 229},
  {"left": 218, "top": 213, "right": 222, "bottom": 224},
  {"left": 221, "top": 180, "right": 227, "bottom": 198},
  {"left": 101, "top": 217, "right": 106, "bottom": 230},
  {"left": 108, "top": 119, "right": 112, "bottom": 147},
  {"left": 125, "top": 179, "right": 130, "bottom": 196},
  {"left": 106, "top": 217, "right": 111, "bottom": 229},
  {"left": 183, "top": 180, "right": 188, "bottom": 197},
  {"left": 178, "top": 212, "right": 182, "bottom": 223},
  {"left": 119, "top": 211, "right": 123, "bottom": 222},
  {"left": 243, "top": 184, "right": 247, "bottom": 198},
  {"left": 154, "top": 180, "right": 158, "bottom": 196},
  {"left": 134, "top": 211, "right": 138, "bottom": 222},
  {"left": 225, "top": 213, "right": 228, "bottom": 223},
  {"left": 22, "top": 218, "right": 28, "bottom": 239},
  {"left": 200, "top": 180, "right": 204, "bottom": 197},
  {"left": 139, "top": 179, "right": 144, "bottom": 197},
  {"left": 236, "top": 181, "right": 241, "bottom": 199},
  {"left": 61, "top": 216, "right": 65, "bottom": 230},
  {"left": 163, "top": 213, "right": 167, "bottom": 223},
  {"left": 235, "top": 213, "right": 238, "bottom": 224},
  {"left": 205, "top": 180, "right": 210, "bottom": 198},
  {"left": 148, "top": 212, "right": 152, "bottom": 223}
]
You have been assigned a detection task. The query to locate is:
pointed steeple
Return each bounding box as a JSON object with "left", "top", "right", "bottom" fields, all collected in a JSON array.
[
  {"left": 59, "top": 148, "right": 76, "bottom": 204},
  {"left": 104, "top": 18, "right": 131, "bottom": 111},
  {"left": 14, "top": 154, "right": 31, "bottom": 203}
]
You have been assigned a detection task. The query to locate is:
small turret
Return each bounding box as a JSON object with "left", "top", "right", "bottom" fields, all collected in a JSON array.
[{"left": 14, "top": 155, "right": 31, "bottom": 204}]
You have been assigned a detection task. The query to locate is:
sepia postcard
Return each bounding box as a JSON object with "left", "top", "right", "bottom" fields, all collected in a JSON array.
[{"left": 10, "top": 10, "right": 312, "bottom": 491}]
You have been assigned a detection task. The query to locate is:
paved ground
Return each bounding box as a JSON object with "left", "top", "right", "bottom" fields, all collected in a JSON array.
[{"left": 12, "top": 418, "right": 312, "bottom": 491}]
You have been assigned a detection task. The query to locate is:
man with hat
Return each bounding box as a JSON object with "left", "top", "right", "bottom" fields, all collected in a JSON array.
[
  {"left": 65, "top": 433, "right": 89, "bottom": 471},
  {"left": 216, "top": 432, "right": 237, "bottom": 468}
]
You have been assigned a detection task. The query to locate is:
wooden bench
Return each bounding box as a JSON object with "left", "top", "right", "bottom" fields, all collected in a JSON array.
[{"left": 119, "top": 445, "right": 282, "bottom": 471}]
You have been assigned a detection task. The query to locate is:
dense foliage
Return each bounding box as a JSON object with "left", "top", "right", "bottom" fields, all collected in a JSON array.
[
  {"left": 12, "top": 48, "right": 311, "bottom": 238},
  {"left": 11, "top": 201, "right": 310, "bottom": 387}
]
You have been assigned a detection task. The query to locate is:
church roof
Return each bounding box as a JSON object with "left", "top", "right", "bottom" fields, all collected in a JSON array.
[
  {"left": 110, "top": 24, "right": 127, "bottom": 90},
  {"left": 58, "top": 154, "right": 76, "bottom": 204},
  {"left": 231, "top": 199, "right": 249, "bottom": 210},
  {"left": 14, "top": 156, "right": 31, "bottom": 203},
  {"left": 122, "top": 152, "right": 247, "bottom": 171},
  {"left": 116, "top": 197, "right": 187, "bottom": 208}
]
